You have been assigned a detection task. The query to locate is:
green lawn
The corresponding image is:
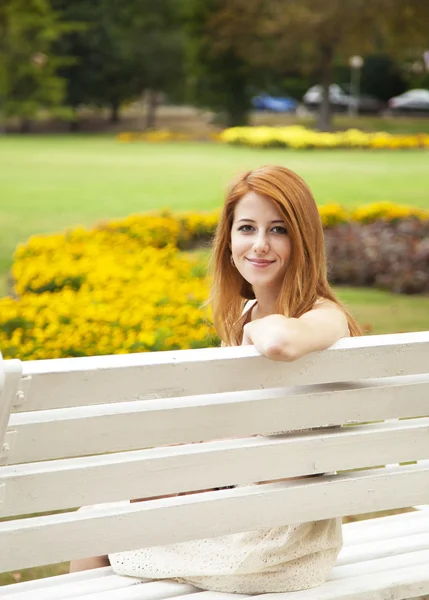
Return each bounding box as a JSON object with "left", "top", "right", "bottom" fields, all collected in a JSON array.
[
  {"left": 336, "top": 287, "right": 429, "bottom": 334},
  {"left": 1, "top": 135, "right": 429, "bottom": 278},
  {"left": 0, "top": 135, "right": 428, "bottom": 334}
]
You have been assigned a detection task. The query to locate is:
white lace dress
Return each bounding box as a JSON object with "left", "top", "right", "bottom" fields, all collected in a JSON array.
[{"left": 109, "top": 502, "right": 342, "bottom": 593}]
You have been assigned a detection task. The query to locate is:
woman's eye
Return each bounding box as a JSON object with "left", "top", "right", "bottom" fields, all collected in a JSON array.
[
  {"left": 238, "top": 225, "right": 254, "bottom": 232},
  {"left": 272, "top": 226, "right": 288, "bottom": 234}
]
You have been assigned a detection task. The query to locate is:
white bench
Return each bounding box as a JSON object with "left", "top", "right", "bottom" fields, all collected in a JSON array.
[{"left": 1, "top": 332, "right": 429, "bottom": 600}]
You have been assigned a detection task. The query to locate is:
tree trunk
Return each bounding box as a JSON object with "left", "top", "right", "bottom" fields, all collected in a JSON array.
[
  {"left": 316, "top": 46, "right": 335, "bottom": 131},
  {"left": 226, "top": 102, "right": 249, "bottom": 128},
  {"left": 110, "top": 101, "right": 120, "bottom": 123},
  {"left": 69, "top": 107, "right": 80, "bottom": 132},
  {"left": 145, "top": 90, "right": 158, "bottom": 129},
  {"left": 225, "top": 71, "right": 250, "bottom": 127},
  {"left": 19, "top": 118, "right": 31, "bottom": 133},
  {"left": 69, "top": 120, "right": 80, "bottom": 132}
]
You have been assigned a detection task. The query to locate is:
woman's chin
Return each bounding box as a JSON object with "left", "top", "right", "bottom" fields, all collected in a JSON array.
[{"left": 244, "top": 274, "right": 280, "bottom": 289}]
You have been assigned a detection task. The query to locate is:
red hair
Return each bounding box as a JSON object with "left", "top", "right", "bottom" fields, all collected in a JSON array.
[{"left": 209, "top": 165, "right": 361, "bottom": 345}]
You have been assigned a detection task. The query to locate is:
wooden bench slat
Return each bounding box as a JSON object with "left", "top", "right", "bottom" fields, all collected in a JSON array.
[
  {"left": 74, "top": 582, "right": 201, "bottom": 600},
  {"left": 1, "top": 463, "right": 428, "bottom": 573},
  {"left": 337, "top": 531, "right": 429, "bottom": 566},
  {"left": 0, "top": 574, "right": 141, "bottom": 600},
  {"left": 2, "top": 420, "right": 429, "bottom": 518},
  {"left": 7, "top": 376, "right": 429, "bottom": 464},
  {"left": 331, "top": 547, "right": 429, "bottom": 580},
  {"left": 0, "top": 567, "right": 116, "bottom": 596},
  {"left": 15, "top": 333, "right": 429, "bottom": 412},
  {"left": 262, "top": 562, "right": 429, "bottom": 600},
  {"left": 343, "top": 509, "right": 427, "bottom": 545}
]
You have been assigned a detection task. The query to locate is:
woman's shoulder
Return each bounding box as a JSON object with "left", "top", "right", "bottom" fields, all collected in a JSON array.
[{"left": 313, "top": 298, "right": 350, "bottom": 337}]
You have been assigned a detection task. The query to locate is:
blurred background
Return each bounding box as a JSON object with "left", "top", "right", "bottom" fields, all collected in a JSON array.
[
  {"left": 2, "top": 0, "right": 429, "bottom": 133},
  {"left": 1, "top": 0, "right": 429, "bottom": 363}
]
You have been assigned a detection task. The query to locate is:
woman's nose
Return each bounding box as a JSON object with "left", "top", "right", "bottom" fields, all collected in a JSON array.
[{"left": 253, "top": 232, "right": 269, "bottom": 253}]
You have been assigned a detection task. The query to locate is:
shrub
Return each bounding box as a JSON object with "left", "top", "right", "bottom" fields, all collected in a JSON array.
[{"left": 325, "top": 218, "right": 429, "bottom": 293}]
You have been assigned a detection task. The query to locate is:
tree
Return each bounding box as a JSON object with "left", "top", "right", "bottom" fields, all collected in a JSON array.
[
  {"left": 186, "top": 0, "right": 255, "bottom": 127},
  {"left": 0, "top": 0, "right": 68, "bottom": 130},
  {"left": 52, "top": 0, "right": 185, "bottom": 128},
  {"left": 107, "top": 0, "right": 186, "bottom": 128}
]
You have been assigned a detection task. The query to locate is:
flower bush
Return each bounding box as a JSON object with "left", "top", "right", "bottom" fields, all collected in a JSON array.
[
  {"left": 1, "top": 202, "right": 428, "bottom": 361},
  {"left": 1, "top": 231, "right": 217, "bottom": 360},
  {"left": 219, "top": 126, "right": 429, "bottom": 150}
]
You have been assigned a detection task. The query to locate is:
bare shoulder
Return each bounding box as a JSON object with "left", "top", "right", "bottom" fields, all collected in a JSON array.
[{"left": 301, "top": 298, "right": 350, "bottom": 338}]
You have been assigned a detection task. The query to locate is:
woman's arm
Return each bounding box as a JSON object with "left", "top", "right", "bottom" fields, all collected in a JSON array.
[
  {"left": 70, "top": 555, "right": 110, "bottom": 572},
  {"left": 242, "top": 302, "right": 349, "bottom": 362}
]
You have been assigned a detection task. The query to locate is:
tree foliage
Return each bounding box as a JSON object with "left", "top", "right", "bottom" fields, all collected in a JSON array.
[
  {"left": 0, "top": 0, "right": 68, "bottom": 127},
  {"left": 186, "top": 0, "right": 262, "bottom": 127},
  {"left": 52, "top": 0, "right": 185, "bottom": 126}
]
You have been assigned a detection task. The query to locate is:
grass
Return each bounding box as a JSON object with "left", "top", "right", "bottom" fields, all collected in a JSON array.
[
  {"left": 1, "top": 135, "right": 429, "bottom": 280},
  {"left": 335, "top": 287, "right": 429, "bottom": 334},
  {"left": 1, "top": 563, "right": 69, "bottom": 586}
]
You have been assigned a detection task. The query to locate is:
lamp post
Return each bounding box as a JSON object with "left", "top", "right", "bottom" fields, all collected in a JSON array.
[{"left": 348, "top": 55, "right": 364, "bottom": 117}]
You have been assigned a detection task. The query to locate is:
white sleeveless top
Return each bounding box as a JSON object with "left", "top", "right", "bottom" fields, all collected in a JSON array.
[{"left": 108, "top": 300, "right": 343, "bottom": 593}]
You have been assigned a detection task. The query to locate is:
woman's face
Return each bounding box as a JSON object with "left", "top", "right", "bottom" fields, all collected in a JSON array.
[{"left": 230, "top": 191, "right": 292, "bottom": 295}]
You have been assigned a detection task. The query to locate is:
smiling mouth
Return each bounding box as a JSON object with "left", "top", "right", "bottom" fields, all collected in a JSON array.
[{"left": 246, "top": 258, "right": 275, "bottom": 266}]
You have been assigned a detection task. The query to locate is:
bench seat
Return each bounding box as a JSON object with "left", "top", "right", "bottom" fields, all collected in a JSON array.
[{"left": 3, "top": 510, "right": 429, "bottom": 600}]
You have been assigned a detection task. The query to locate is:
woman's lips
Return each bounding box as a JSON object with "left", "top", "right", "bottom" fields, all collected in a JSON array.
[{"left": 246, "top": 258, "right": 275, "bottom": 267}]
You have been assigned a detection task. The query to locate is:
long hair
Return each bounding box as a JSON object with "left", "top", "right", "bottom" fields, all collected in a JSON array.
[{"left": 209, "top": 165, "right": 361, "bottom": 345}]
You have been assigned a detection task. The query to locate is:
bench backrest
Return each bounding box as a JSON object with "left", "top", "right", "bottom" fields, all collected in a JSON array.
[{"left": 1, "top": 332, "right": 429, "bottom": 574}]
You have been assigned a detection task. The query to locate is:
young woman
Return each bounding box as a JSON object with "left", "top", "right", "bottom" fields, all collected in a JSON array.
[{"left": 71, "top": 165, "right": 361, "bottom": 593}]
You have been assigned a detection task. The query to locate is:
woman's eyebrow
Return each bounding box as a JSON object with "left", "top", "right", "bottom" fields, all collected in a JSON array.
[{"left": 237, "top": 218, "right": 285, "bottom": 223}]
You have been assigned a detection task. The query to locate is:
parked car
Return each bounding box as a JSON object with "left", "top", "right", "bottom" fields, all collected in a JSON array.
[
  {"left": 251, "top": 94, "right": 298, "bottom": 113},
  {"left": 303, "top": 84, "right": 383, "bottom": 114},
  {"left": 303, "top": 84, "right": 349, "bottom": 112},
  {"left": 387, "top": 89, "right": 429, "bottom": 113}
]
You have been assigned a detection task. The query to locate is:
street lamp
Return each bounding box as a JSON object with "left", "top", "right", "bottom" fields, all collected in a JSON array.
[{"left": 348, "top": 55, "right": 364, "bottom": 117}]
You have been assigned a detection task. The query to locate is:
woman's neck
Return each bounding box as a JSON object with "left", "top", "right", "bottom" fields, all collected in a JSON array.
[{"left": 252, "top": 287, "right": 279, "bottom": 319}]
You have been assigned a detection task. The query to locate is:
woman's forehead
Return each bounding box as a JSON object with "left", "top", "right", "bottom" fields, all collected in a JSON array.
[{"left": 234, "top": 191, "right": 283, "bottom": 220}]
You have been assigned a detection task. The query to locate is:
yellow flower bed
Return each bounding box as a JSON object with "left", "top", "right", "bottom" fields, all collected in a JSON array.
[
  {"left": 219, "top": 126, "right": 429, "bottom": 150},
  {"left": 351, "top": 201, "right": 429, "bottom": 223},
  {"left": 117, "top": 131, "right": 220, "bottom": 143},
  {"left": 1, "top": 202, "right": 428, "bottom": 361},
  {"left": 1, "top": 237, "right": 215, "bottom": 361}
]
